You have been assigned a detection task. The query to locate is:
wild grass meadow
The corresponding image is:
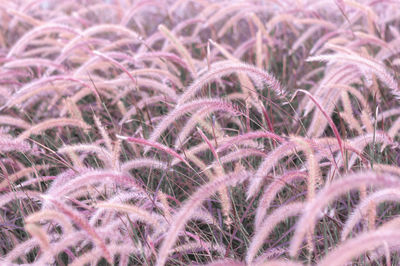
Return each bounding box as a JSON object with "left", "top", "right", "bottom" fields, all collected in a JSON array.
[{"left": 0, "top": 0, "right": 400, "bottom": 265}]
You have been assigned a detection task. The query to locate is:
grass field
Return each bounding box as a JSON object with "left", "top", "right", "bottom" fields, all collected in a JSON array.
[{"left": 0, "top": 0, "right": 400, "bottom": 265}]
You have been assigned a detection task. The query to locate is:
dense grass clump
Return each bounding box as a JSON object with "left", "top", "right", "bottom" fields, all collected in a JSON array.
[{"left": 0, "top": 0, "right": 400, "bottom": 265}]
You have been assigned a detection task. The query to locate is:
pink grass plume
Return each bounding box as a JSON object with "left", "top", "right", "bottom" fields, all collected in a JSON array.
[{"left": 117, "top": 135, "right": 190, "bottom": 167}]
